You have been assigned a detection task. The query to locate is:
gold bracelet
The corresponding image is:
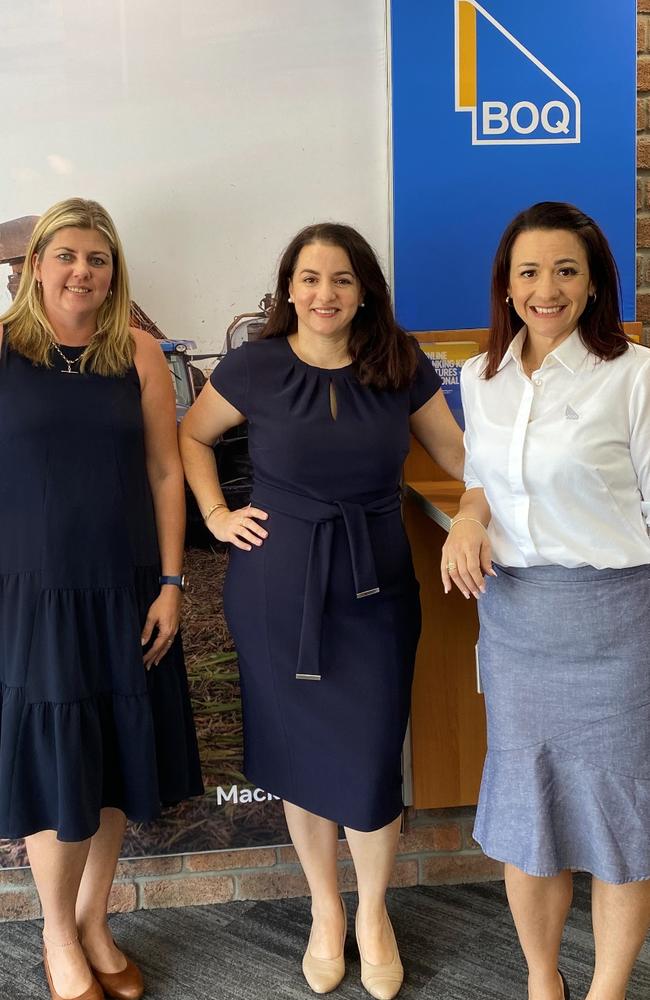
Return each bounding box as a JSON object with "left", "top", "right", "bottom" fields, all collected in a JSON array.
[
  {"left": 449, "top": 516, "right": 489, "bottom": 533},
  {"left": 203, "top": 501, "right": 228, "bottom": 524}
]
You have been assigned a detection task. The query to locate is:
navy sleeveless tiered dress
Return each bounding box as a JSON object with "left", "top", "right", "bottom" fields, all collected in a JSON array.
[
  {"left": 0, "top": 341, "right": 203, "bottom": 842},
  {"left": 210, "top": 337, "right": 441, "bottom": 831}
]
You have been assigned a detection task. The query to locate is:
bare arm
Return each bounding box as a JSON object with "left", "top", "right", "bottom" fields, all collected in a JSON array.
[
  {"left": 409, "top": 390, "right": 465, "bottom": 481},
  {"left": 178, "top": 381, "right": 268, "bottom": 550},
  {"left": 409, "top": 389, "right": 493, "bottom": 597},
  {"left": 133, "top": 328, "right": 186, "bottom": 666}
]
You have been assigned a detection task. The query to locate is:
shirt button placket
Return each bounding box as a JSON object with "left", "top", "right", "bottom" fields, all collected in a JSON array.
[{"left": 509, "top": 382, "right": 535, "bottom": 556}]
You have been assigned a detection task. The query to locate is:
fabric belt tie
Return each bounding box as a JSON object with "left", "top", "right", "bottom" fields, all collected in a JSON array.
[{"left": 252, "top": 483, "right": 401, "bottom": 681}]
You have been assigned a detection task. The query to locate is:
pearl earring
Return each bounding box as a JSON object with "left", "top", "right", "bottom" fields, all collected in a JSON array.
[
  {"left": 288, "top": 296, "right": 294, "bottom": 304},
  {"left": 505, "top": 295, "right": 512, "bottom": 305}
]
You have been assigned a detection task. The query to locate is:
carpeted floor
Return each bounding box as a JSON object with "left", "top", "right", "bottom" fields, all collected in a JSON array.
[{"left": 1, "top": 877, "right": 648, "bottom": 999}]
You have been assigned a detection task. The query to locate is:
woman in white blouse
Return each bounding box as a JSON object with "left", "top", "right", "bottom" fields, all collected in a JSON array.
[{"left": 442, "top": 202, "right": 650, "bottom": 1000}]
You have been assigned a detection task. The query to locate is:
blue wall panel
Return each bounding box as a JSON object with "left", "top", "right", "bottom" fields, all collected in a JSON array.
[{"left": 391, "top": 1, "right": 637, "bottom": 328}]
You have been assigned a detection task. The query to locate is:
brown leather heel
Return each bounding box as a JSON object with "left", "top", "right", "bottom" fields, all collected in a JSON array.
[
  {"left": 559, "top": 970, "right": 570, "bottom": 1000},
  {"left": 89, "top": 955, "right": 144, "bottom": 1000},
  {"left": 43, "top": 945, "right": 104, "bottom": 1000}
]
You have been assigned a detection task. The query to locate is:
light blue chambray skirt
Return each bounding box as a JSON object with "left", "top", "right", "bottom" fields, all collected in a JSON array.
[{"left": 473, "top": 563, "right": 650, "bottom": 884}]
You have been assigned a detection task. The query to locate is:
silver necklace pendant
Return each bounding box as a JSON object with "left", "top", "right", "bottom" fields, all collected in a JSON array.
[
  {"left": 60, "top": 358, "right": 82, "bottom": 374},
  {"left": 50, "top": 338, "right": 86, "bottom": 374}
]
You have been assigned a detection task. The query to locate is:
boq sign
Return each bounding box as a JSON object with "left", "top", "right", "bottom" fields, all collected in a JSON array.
[{"left": 455, "top": 0, "right": 580, "bottom": 145}]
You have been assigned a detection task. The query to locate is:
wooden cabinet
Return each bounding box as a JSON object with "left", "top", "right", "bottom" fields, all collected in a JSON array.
[
  {"left": 404, "top": 329, "right": 489, "bottom": 809},
  {"left": 404, "top": 483, "right": 485, "bottom": 808}
]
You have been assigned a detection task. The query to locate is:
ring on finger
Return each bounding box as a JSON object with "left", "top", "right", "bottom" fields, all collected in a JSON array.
[{"left": 447, "top": 561, "right": 457, "bottom": 571}]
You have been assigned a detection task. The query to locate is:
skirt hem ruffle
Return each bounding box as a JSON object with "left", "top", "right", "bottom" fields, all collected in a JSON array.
[
  {"left": 473, "top": 836, "right": 650, "bottom": 885},
  {"left": 0, "top": 565, "right": 203, "bottom": 843}
]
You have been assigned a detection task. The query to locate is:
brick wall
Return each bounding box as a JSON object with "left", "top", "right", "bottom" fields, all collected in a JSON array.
[
  {"left": 638, "top": 2, "right": 650, "bottom": 342},
  {"left": 0, "top": 809, "right": 502, "bottom": 922},
  {"left": 0, "top": 8, "right": 646, "bottom": 925}
]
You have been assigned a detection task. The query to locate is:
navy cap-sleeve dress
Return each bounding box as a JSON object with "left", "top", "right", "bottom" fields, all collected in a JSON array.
[
  {"left": 0, "top": 341, "right": 203, "bottom": 843},
  {"left": 210, "top": 337, "right": 441, "bottom": 831}
]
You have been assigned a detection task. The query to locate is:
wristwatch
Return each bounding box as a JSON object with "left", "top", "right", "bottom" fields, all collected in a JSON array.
[{"left": 159, "top": 574, "right": 187, "bottom": 592}]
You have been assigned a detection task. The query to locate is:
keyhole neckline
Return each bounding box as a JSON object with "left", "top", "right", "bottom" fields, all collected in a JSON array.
[{"left": 283, "top": 336, "right": 355, "bottom": 374}]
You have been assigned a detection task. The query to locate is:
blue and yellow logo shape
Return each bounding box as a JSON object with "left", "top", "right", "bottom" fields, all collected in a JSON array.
[{"left": 455, "top": 1, "right": 580, "bottom": 145}]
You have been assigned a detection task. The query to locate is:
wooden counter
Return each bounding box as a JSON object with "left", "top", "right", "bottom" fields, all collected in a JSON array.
[{"left": 404, "top": 479, "right": 486, "bottom": 809}]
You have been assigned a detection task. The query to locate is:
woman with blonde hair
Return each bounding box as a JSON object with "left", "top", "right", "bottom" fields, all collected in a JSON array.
[{"left": 0, "top": 198, "right": 203, "bottom": 1000}]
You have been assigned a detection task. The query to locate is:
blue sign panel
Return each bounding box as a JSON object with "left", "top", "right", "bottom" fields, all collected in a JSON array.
[{"left": 391, "top": 0, "right": 637, "bottom": 329}]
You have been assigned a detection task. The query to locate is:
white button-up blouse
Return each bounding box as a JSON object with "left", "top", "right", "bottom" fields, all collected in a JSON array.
[{"left": 460, "top": 328, "right": 650, "bottom": 569}]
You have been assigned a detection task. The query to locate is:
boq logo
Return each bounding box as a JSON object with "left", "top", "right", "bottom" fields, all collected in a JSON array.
[{"left": 455, "top": 0, "right": 581, "bottom": 146}]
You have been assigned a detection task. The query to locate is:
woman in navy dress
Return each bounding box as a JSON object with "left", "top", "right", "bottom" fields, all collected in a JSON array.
[
  {"left": 0, "top": 199, "right": 203, "bottom": 1000},
  {"left": 180, "top": 223, "right": 464, "bottom": 998}
]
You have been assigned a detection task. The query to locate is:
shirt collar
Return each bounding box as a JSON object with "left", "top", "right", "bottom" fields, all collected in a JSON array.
[
  {"left": 497, "top": 327, "right": 588, "bottom": 375},
  {"left": 497, "top": 328, "right": 526, "bottom": 372},
  {"left": 546, "top": 328, "right": 589, "bottom": 372}
]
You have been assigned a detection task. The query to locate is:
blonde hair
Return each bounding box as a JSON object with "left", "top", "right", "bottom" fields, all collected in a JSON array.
[{"left": 0, "top": 197, "right": 133, "bottom": 375}]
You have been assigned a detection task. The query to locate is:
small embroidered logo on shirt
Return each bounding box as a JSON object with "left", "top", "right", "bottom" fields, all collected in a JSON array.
[{"left": 564, "top": 404, "right": 579, "bottom": 420}]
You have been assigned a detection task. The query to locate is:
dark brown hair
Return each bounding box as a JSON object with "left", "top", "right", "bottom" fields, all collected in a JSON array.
[
  {"left": 262, "top": 222, "right": 417, "bottom": 390},
  {"left": 485, "top": 201, "right": 628, "bottom": 379}
]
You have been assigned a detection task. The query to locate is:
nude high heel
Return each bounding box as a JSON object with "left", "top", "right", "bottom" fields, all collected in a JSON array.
[
  {"left": 302, "top": 896, "right": 347, "bottom": 994},
  {"left": 355, "top": 913, "right": 403, "bottom": 1000}
]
